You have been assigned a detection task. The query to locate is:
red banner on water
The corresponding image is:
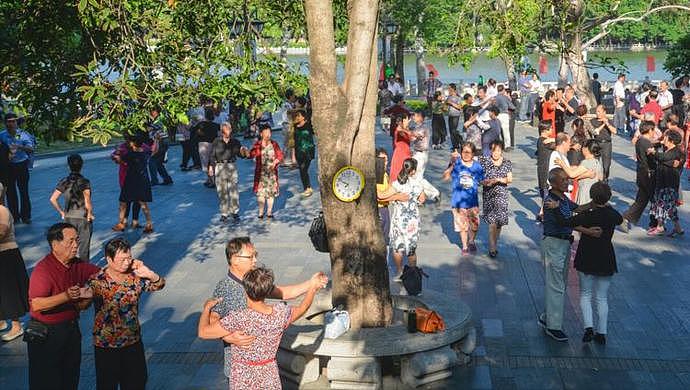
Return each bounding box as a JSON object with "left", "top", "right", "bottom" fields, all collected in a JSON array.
[
  {"left": 646, "top": 55, "right": 655, "bottom": 72},
  {"left": 426, "top": 64, "right": 439, "bottom": 78},
  {"left": 538, "top": 56, "right": 548, "bottom": 75}
]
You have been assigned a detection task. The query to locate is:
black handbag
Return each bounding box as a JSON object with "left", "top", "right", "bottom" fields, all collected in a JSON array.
[
  {"left": 23, "top": 319, "right": 49, "bottom": 343},
  {"left": 401, "top": 265, "right": 428, "bottom": 296},
  {"left": 309, "top": 212, "right": 330, "bottom": 253}
]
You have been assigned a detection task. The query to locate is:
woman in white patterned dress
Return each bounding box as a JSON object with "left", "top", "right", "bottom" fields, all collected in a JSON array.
[{"left": 390, "top": 158, "right": 426, "bottom": 281}]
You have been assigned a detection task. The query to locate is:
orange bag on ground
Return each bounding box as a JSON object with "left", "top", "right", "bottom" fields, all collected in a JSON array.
[{"left": 415, "top": 308, "right": 445, "bottom": 333}]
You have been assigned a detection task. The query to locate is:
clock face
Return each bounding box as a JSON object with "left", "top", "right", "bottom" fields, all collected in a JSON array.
[{"left": 333, "top": 166, "right": 365, "bottom": 202}]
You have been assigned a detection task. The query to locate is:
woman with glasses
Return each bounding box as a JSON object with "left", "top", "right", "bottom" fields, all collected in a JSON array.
[{"left": 444, "top": 142, "right": 484, "bottom": 256}]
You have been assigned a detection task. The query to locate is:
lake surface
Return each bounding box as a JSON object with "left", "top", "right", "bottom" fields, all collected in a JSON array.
[{"left": 286, "top": 50, "right": 671, "bottom": 86}]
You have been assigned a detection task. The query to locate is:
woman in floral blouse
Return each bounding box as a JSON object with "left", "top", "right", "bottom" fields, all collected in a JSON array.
[
  {"left": 87, "top": 238, "right": 165, "bottom": 389},
  {"left": 249, "top": 125, "right": 284, "bottom": 219}
]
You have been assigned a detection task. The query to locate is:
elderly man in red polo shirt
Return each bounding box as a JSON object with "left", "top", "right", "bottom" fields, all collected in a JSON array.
[{"left": 27, "top": 222, "right": 99, "bottom": 390}]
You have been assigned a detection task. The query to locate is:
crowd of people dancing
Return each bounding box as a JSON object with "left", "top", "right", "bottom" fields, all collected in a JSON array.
[{"left": 0, "top": 70, "right": 689, "bottom": 388}]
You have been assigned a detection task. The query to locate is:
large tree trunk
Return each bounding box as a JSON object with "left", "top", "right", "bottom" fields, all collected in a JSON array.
[
  {"left": 503, "top": 55, "right": 517, "bottom": 91},
  {"left": 558, "top": 50, "right": 569, "bottom": 87},
  {"left": 415, "top": 39, "right": 426, "bottom": 97},
  {"left": 395, "top": 30, "right": 405, "bottom": 82},
  {"left": 569, "top": 30, "right": 597, "bottom": 110},
  {"left": 304, "top": 0, "right": 393, "bottom": 329}
]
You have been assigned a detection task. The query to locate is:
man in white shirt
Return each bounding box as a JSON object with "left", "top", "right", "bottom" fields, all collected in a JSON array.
[
  {"left": 387, "top": 76, "right": 405, "bottom": 97},
  {"left": 613, "top": 73, "right": 627, "bottom": 134},
  {"left": 657, "top": 80, "right": 674, "bottom": 111},
  {"left": 472, "top": 85, "right": 493, "bottom": 123},
  {"left": 547, "top": 133, "right": 595, "bottom": 199}
]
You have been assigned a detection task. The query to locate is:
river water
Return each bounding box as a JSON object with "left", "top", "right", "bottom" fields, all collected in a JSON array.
[{"left": 286, "top": 50, "right": 671, "bottom": 86}]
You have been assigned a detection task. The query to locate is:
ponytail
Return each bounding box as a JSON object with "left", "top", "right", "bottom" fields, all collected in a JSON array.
[{"left": 398, "top": 158, "right": 418, "bottom": 185}]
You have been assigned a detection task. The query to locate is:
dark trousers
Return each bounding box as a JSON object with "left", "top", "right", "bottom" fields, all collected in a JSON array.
[
  {"left": 64, "top": 217, "right": 92, "bottom": 262},
  {"left": 296, "top": 152, "right": 312, "bottom": 190},
  {"left": 623, "top": 172, "right": 655, "bottom": 225},
  {"left": 427, "top": 97, "right": 434, "bottom": 115},
  {"left": 509, "top": 114, "right": 516, "bottom": 147},
  {"left": 124, "top": 202, "right": 141, "bottom": 221},
  {"left": 7, "top": 160, "right": 31, "bottom": 221},
  {"left": 95, "top": 341, "right": 147, "bottom": 390},
  {"left": 180, "top": 140, "right": 193, "bottom": 167},
  {"left": 448, "top": 115, "right": 463, "bottom": 149},
  {"left": 189, "top": 138, "right": 201, "bottom": 167},
  {"left": 600, "top": 141, "right": 612, "bottom": 180},
  {"left": 28, "top": 320, "right": 81, "bottom": 390},
  {"left": 148, "top": 156, "right": 172, "bottom": 184},
  {"left": 431, "top": 114, "right": 446, "bottom": 146}
]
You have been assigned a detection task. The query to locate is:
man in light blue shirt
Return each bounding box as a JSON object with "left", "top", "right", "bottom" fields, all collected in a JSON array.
[{"left": 0, "top": 113, "right": 35, "bottom": 223}]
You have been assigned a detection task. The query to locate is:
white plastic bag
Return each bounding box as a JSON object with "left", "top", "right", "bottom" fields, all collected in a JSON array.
[{"left": 324, "top": 310, "right": 350, "bottom": 339}]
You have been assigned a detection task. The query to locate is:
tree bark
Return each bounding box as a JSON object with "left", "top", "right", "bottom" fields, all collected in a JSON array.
[
  {"left": 415, "top": 39, "right": 426, "bottom": 97},
  {"left": 558, "top": 50, "right": 569, "bottom": 88},
  {"left": 503, "top": 55, "right": 517, "bottom": 91},
  {"left": 568, "top": 30, "right": 596, "bottom": 110},
  {"left": 304, "top": 0, "right": 393, "bottom": 329}
]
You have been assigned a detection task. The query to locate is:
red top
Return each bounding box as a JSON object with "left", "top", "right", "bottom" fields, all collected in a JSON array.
[
  {"left": 249, "top": 140, "right": 284, "bottom": 193},
  {"left": 542, "top": 101, "right": 556, "bottom": 137},
  {"left": 640, "top": 101, "right": 663, "bottom": 124},
  {"left": 29, "top": 253, "right": 100, "bottom": 324},
  {"left": 389, "top": 129, "right": 412, "bottom": 182}
]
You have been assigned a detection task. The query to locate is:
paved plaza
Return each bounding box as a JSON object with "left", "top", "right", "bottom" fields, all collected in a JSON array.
[{"left": 1, "top": 121, "right": 689, "bottom": 389}]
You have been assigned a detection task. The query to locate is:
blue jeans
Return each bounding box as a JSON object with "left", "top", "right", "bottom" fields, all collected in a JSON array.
[{"left": 148, "top": 156, "right": 171, "bottom": 184}]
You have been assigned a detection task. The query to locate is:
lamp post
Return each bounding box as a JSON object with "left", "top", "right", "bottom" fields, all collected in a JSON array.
[
  {"left": 228, "top": 14, "right": 264, "bottom": 61},
  {"left": 384, "top": 21, "right": 398, "bottom": 73}
]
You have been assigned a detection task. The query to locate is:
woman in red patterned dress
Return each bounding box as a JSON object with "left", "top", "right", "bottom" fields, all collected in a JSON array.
[
  {"left": 198, "top": 267, "right": 323, "bottom": 389},
  {"left": 389, "top": 113, "right": 416, "bottom": 182}
]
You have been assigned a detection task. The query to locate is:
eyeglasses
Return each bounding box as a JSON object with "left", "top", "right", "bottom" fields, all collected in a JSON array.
[{"left": 235, "top": 251, "right": 258, "bottom": 260}]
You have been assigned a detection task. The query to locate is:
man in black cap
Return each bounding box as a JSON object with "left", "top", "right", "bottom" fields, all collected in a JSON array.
[{"left": 0, "top": 113, "right": 35, "bottom": 223}]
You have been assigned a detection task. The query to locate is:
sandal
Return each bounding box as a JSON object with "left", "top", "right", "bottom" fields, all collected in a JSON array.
[
  {"left": 143, "top": 224, "right": 154, "bottom": 234},
  {"left": 488, "top": 250, "right": 498, "bottom": 258},
  {"left": 131, "top": 221, "right": 140, "bottom": 229},
  {"left": 258, "top": 214, "right": 264, "bottom": 219},
  {"left": 266, "top": 214, "right": 273, "bottom": 219},
  {"left": 111, "top": 223, "right": 126, "bottom": 232}
]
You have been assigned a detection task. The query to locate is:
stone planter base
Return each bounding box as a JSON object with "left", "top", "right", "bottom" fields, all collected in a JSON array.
[{"left": 278, "top": 289, "right": 475, "bottom": 388}]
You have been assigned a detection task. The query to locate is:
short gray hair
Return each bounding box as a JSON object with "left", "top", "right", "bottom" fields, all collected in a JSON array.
[{"left": 221, "top": 122, "right": 232, "bottom": 132}]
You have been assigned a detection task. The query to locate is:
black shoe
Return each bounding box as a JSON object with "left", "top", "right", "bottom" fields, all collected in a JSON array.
[
  {"left": 593, "top": 333, "right": 606, "bottom": 345},
  {"left": 220, "top": 215, "right": 228, "bottom": 222},
  {"left": 488, "top": 250, "right": 498, "bottom": 258},
  {"left": 162, "top": 180, "right": 173, "bottom": 185},
  {"left": 434, "top": 194, "right": 442, "bottom": 204},
  {"left": 204, "top": 182, "right": 214, "bottom": 188},
  {"left": 545, "top": 328, "right": 569, "bottom": 342},
  {"left": 582, "top": 327, "right": 594, "bottom": 342},
  {"left": 191, "top": 165, "right": 202, "bottom": 170},
  {"left": 232, "top": 214, "right": 240, "bottom": 222}
]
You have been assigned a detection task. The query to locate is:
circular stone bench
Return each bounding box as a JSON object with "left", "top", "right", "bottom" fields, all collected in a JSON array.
[{"left": 277, "top": 290, "right": 475, "bottom": 389}]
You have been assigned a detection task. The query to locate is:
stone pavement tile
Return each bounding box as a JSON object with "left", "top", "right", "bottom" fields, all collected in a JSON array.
[
  {"left": 482, "top": 318, "right": 504, "bottom": 338},
  {"left": 509, "top": 367, "right": 562, "bottom": 390},
  {"left": 184, "top": 363, "right": 226, "bottom": 389},
  {"left": 450, "top": 365, "right": 493, "bottom": 390},
  {"left": 560, "top": 368, "right": 635, "bottom": 390}
]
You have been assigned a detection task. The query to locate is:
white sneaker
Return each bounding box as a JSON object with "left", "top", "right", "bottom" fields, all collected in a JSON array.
[{"left": 1, "top": 328, "right": 23, "bottom": 342}]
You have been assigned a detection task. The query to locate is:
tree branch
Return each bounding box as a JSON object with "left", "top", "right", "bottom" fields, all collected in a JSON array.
[{"left": 583, "top": 4, "right": 690, "bottom": 50}]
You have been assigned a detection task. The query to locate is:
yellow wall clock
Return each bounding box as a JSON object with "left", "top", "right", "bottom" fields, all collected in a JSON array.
[{"left": 332, "top": 165, "right": 365, "bottom": 202}]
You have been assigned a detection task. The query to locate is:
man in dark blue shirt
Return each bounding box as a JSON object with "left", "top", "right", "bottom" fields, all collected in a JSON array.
[{"left": 539, "top": 168, "right": 601, "bottom": 342}]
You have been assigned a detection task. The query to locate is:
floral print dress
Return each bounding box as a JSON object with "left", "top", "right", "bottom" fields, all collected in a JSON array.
[
  {"left": 220, "top": 302, "right": 292, "bottom": 390},
  {"left": 257, "top": 142, "right": 279, "bottom": 198},
  {"left": 479, "top": 156, "right": 512, "bottom": 227},
  {"left": 389, "top": 177, "right": 424, "bottom": 255}
]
